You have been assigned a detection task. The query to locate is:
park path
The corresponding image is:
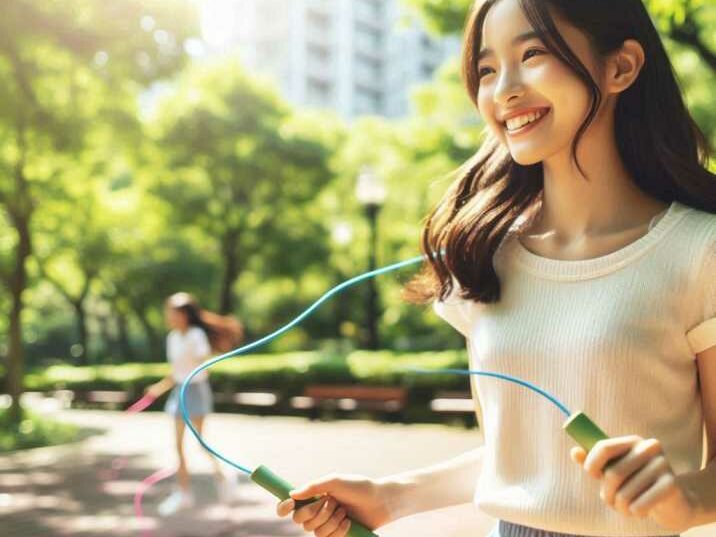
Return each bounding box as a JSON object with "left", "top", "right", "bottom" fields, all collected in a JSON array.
[
  {"left": 0, "top": 409, "right": 488, "bottom": 536},
  {"left": 0, "top": 408, "right": 713, "bottom": 537}
]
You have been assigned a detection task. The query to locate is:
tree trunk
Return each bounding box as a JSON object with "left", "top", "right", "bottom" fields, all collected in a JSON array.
[
  {"left": 670, "top": 15, "right": 716, "bottom": 75},
  {"left": 72, "top": 300, "right": 89, "bottom": 366},
  {"left": 96, "top": 312, "right": 114, "bottom": 363},
  {"left": 5, "top": 126, "right": 32, "bottom": 425},
  {"left": 219, "top": 227, "right": 241, "bottom": 314},
  {"left": 134, "top": 308, "right": 161, "bottom": 361},
  {"left": 7, "top": 207, "right": 31, "bottom": 425},
  {"left": 113, "top": 306, "right": 134, "bottom": 362}
]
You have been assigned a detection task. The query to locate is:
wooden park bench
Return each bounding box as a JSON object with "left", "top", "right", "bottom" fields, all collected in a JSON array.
[
  {"left": 290, "top": 385, "right": 408, "bottom": 421},
  {"left": 429, "top": 391, "right": 477, "bottom": 428},
  {"left": 84, "top": 390, "right": 130, "bottom": 410},
  {"left": 214, "top": 390, "right": 281, "bottom": 415}
]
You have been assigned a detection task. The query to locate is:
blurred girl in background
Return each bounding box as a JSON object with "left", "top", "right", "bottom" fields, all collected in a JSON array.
[{"left": 146, "top": 292, "right": 243, "bottom": 516}]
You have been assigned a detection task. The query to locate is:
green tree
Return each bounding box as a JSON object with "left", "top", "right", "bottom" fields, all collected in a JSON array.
[
  {"left": 147, "top": 61, "right": 334, "bottom": 315},
  {"left": 404, "top": 0, "right": 472, "bottom": 35},
  {"left": 646, "top": 0, "right": 716, "bottom": 73},
  {"left": 406, "top": 0, "right": 715, "bottom": 75},
  {"left": 0, "top": 0, "right": 197, "bottom": 423},
  {"left": 35, "top": 171, "right": 118, "bottom": 365}
]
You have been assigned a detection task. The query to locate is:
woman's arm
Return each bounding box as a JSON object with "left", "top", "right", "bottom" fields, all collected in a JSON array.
[
  {"left": 376, "top": 446, "right": 485, "bottom": 521},
  {"left": 676, "top": 344, "right": 716, "bottom": 526},
  {"left": 146, "top": 375, "right": 175, "bottom": 398},
  {"left": 281, "top": 445, "right": 485, "bottom": 535}
]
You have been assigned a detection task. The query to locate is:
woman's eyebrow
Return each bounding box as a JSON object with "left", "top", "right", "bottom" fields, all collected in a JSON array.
[{"left": 478, "top": 30, "right": 541, "bottom": 61}]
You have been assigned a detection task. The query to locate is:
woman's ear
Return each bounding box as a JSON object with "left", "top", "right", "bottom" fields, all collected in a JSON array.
[{"left": 605, "top": 39, "right": 645, "bottom": 95}]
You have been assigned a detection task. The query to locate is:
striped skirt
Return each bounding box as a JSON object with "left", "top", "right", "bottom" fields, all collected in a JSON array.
[
  {"left": 164, "top": 381, "right": 213, "bottom": 417},
  {"left": 489, "top": 520, "right": 680, "bottom": 537}
]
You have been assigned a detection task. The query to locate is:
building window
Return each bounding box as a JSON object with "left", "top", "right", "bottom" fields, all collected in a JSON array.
[
  {"left": 359, "top": 0, "right": 382, "bottom": 19},
  {"left": 354, "top": 26, "right": 383, "bottom": 56},
  {"left": 355, "top": 52, "right": 382, "bottom": 82},
  {"left": 307, "top": 77, "right": 332, "bottom": 104},
  {"left": 308, "top": 42, "right": 331, "bottom": 62},
  {"left": 307, "top": 9, "right": 331, "bottom": 32},
  {"left": 355, "top": 84, "right": 383, "bottom": 111}
]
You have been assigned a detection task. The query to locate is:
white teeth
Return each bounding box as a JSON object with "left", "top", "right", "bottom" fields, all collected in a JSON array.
[{"left": 505, "top": 109, "right": 547, "bottom": 132}]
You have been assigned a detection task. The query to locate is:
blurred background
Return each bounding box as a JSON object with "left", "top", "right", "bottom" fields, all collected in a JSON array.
[
  {"left": 0, "top": 1, "right": 714, "bottom": 536},
  {"left": 0, "top": 0, "right": 712, "bottom": 415}
]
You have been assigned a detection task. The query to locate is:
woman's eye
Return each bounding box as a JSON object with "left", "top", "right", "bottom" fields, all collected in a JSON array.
[
  {"left": 478, "top": 66, "right": 494, "bottom": 79},
  {"left": 523, "top": 48, "right": 545, "bottom": 61},
  {"left": 478, "top": 49, "right": 544, "bottom": 79}
]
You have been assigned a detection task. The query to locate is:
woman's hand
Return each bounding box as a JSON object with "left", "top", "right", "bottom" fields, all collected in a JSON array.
[
  {"left": 276, "top": 474, "right": 392, "bottom": 537},
  {"left": 144, "top": 380, "right": 171, "bottom": 399},
  {"left": 571, "top": 435, "right": 698, "bottom": 532}
]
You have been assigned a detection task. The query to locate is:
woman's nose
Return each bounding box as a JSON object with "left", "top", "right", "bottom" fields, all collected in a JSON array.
[{"left": 494, "top": 69, "right": 526, "bottom": 106}]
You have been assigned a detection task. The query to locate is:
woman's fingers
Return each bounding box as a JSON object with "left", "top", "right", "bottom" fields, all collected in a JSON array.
[
  {"left": 313, "top": 506, "right": 347, "bottom": 537},
  {"left": 628, "top": 472, "right": 681, "bottom": 518},
  {"left": 276, "top": 498, "right": 295, "bottom": 517},
  {"left": 303, "top": 497, "right": 338, "bottom": 532},
  {"left": 600, "top": 439, "right": 664, "bottom": 508},
  {"left": 583, "top": 436, "right": 641, "bottom": 479},
  {"left": 293, "top": 496, "right": 329, "bottom": 525},
  {"left": 290, "top": 475, "right": 338, "bottom": 500},
  {"left": 277, "top": 493, "right": 352, "bottom": 537},
  {"left": 322, "top": 518, "right": 351, "bottom": 537},
  {"left": 327, "top": 518, "right": 352, "bottom": 537},
  {"left": 570, "top": 446, "right": 587, "bottom": 465},
  {"left": 611, "top": 455, "right": 670, "bottom": 515}
]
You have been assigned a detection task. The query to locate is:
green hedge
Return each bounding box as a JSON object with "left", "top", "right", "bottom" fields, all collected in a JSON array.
[
  {"left": 17, "top": 351, "right": 474, "bottom": 424},
  {"left": 24, "top": 350, "right": 469, "bottom": 398}
]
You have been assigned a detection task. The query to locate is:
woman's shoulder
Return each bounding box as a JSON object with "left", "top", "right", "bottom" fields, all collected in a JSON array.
[
  {"left": 678, "top": 200, "right": 716, "bottom": 220},
  {"left": 667, "top": 203, "right": 716, "bottom": 286},
  {"left": 187, "top": 326, "right": 209, "bottom": 340},
  {"left": 674, "top": 201, "right": 716, "bottom": 246}
]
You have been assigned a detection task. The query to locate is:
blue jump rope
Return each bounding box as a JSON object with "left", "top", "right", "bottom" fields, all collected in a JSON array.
[{"left": 179, "top": 254, "right": 609, "bottom": 537}]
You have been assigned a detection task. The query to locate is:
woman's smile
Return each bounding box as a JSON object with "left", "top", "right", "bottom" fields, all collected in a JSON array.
[{"left": 503, "top": 107, "right": 552, "bottom": 137}]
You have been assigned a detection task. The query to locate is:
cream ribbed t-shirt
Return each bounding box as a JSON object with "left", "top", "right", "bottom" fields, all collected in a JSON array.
[{"left": 433, "top": 201, "right": 716, "bottom": 536}]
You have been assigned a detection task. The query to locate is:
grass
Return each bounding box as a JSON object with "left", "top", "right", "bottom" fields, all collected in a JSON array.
[{"left": 0, "top": 408, "right": 80, "bottom": 453}]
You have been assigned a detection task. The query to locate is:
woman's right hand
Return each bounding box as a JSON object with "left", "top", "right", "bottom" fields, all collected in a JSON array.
[
  {"left": 144, "top": 382, "right": 167, "bottom": 399},
  {"left": 276, "top": 474, "right": 393, "bottom": 537}
]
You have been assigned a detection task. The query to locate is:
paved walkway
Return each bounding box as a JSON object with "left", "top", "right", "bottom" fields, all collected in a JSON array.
[{"left": 0, "top": 409, "right": 712, "bottom": 537}]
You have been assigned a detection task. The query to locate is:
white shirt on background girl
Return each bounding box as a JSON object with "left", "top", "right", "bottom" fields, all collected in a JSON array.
[{"left": 166, "top": 326, "right": 211, "bottom": 384}]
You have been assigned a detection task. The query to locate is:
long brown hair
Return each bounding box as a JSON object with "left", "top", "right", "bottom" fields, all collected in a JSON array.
[
  {"left": 406, "top": 0, "right": 716, "bottom": 305},
  {"left": 166, "top": 292, "right": 244, "bottom": 354}
]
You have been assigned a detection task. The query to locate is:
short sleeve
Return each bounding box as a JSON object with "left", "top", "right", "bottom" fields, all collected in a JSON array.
[
  {"left": 432, "top": 279, "right": 479, "bottom": 338},
  {"left": 190, "top": 327, "right": 212, "bottom": 358},
  {"left": 686, "top": 241, "right": 716, "bottom": 355}
]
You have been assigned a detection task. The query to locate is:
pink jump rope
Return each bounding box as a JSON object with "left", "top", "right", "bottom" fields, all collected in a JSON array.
[{"left": 96, "top": 392, "right": 177, "bottom": 537}]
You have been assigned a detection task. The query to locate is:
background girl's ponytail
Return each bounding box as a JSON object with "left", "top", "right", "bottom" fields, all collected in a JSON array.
[
  {"left": 198, "top": 308, "right": 244, "bottom": 353},
  {"left": 166, "top": 292, "right": 244, "bottom": 353}
]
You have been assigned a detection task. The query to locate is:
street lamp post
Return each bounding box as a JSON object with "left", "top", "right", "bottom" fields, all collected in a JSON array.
[
  {"left": 356, "top": 167, "right": 386, "bottom": 350},
  {"left": 331, "top": 222, "right": 354, "bottom": 340}
]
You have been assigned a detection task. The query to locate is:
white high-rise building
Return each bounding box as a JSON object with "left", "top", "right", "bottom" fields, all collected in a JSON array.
[{"left": 201, "top": 0, "right": 461, "bottom": 119}]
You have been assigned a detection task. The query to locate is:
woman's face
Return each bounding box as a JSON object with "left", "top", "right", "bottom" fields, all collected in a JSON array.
[
  {"left": 476, "top": 0, "right": 605, "bottom": 166},
  {"left": 165, "top": 306, "right": 188, "bottom": 330}
]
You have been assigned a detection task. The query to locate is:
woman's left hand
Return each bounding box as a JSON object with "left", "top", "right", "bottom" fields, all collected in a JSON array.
[{"left": 571, "top": 435, "right": 697, "bottom": 532}]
